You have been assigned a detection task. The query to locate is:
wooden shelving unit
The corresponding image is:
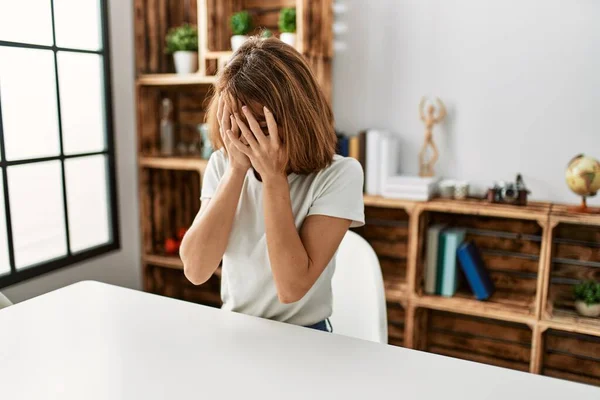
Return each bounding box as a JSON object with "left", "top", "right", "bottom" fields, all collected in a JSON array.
[{"left": 133, "top": 0, "right": 598, "bottom": 388}]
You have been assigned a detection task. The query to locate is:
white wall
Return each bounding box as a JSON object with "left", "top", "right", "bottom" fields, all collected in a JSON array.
[
  {"left": 333, "top": 0, "right": 600, "bottom": 205},
  {"left": 3, "top": 0, "right": 140, "bottom": 302}
]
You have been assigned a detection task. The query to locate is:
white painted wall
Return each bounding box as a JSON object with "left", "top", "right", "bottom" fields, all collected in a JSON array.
[
  {"left": 333, "top": 0, "right": 600, "bottom": 205},
  {"left": 3, "top": 0, "right": 140, "bottom": 302}
]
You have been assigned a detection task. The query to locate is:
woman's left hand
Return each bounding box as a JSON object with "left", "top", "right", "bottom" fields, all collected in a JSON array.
[{"left": 229, "top": 105, "right": 288, "bottom": 182}]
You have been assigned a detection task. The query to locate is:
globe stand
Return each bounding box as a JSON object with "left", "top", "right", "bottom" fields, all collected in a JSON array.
[{"left": 569, "top": 196, "right": 600, "bottom": 214}]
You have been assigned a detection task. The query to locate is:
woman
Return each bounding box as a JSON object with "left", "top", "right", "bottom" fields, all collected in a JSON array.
[{"left": 180, "top": 37, "right": 364, "bottom": 332}]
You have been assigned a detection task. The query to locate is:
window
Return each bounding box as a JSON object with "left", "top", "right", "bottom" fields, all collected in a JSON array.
[{"left": 0, "top": 0, "right": 119, "bottom": 287}]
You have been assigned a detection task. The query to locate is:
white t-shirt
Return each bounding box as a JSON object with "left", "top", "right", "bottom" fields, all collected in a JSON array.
[{"left": 201, "top": 150, "right": 365, "bottom": 326}]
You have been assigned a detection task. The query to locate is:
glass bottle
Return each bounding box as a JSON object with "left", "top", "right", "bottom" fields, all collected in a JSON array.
[{"left": 160, "top": 98, "right": 174, "bottom": 155}]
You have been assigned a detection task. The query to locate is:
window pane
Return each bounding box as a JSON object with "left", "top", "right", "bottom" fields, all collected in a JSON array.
[
  {"left": 0, "top": 0, "right": 53, "bottom": 45},
  {"left": 0, "top": 47, "right": 61, "bottom": 161},
  {"left": 54, "top": 0, "right": 102, "bottom": 51},
  {"left": 8, "top": 161, "right": 67, "bottom": 269},
  {"left": 58, "top": 52, "right": 106, "bottom": 155},
  {"left": 0, "top": 177, "right": 10, "bottom": 276},
  {"left": 65, "top": 155, "right": 111, "bottom": 252}
]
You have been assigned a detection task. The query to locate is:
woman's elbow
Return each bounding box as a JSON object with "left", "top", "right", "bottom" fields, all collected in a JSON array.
[
  {"left": 180, "top": 247, "right": 210, "bottom": 286},
  {"left": 277, "top": 285, "right": 309, "bottom": 304}
]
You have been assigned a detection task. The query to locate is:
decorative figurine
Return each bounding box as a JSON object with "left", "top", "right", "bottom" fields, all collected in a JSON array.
[{"left": 418, "top": 96, "right": 446, "bottom": 177}]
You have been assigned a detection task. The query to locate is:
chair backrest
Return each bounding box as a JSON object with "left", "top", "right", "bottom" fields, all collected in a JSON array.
[
  {"left": 330, "top": 230, "right": 387, "bottom": 344},
  {"left": 0, "top": 291, "right": 12, "bottom": 310}
]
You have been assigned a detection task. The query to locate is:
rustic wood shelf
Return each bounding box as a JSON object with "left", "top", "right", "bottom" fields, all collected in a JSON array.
[
  {"left": 139, "top": 156, "right": 208, "bottom": 174},
  {"left": 136, "top": 74, "right": 217, "bottom": 86},
  {"left": 413, "top": 293, "right": 537, "bottom": 325},
  {"left": 550, "top": 203, "right": 600, "bottom": 225},
  {"left": 418, "top": 198, "right": 551, "bottom": 222},
  {"left": 143, "top": 254, "right": 183, "bottom": 270},
  {"left": 541, "top": 311, "right": 600, "bottom": 337},
  {"left": 363, "top": 195, "right": 416, "bottom": 211}
]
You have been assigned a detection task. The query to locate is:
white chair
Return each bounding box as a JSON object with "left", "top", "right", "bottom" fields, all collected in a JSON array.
[
  {"left": 330, "top": 230, "right": 387, "bottom": 344},
  {"left": 0, "top": 291, "right": 12, "bottom": 310}
]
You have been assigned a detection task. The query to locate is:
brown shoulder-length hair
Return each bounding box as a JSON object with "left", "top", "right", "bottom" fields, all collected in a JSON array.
[{"left": 206, "top": 36, "right": 336, "bottom": 174}]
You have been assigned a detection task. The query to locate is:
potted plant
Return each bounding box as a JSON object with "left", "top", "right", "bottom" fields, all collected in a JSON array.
[
  {"left": 278, "top": 7, "right": 296, "bottom": 47},
  {"left": 261, "top": 29, "right": 273, "bottom": 39},
  {"left": 230, "top": 11, "right": 252, "bottom": 51},
  {"left": 166, "top": 23, "right": 198, "bottom": 74},
  {"left": 574, "top": 280, "right": 600, "bottom": 317}
]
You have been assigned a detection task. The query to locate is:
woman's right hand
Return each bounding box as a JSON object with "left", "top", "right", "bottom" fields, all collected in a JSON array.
[{"left": 217, "top": 94, "right": 251, "bottom": 172}]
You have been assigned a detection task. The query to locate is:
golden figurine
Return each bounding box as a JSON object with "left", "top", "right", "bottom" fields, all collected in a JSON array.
[{"left": 418, "top": 96, "right": 446, "bottom": 177}]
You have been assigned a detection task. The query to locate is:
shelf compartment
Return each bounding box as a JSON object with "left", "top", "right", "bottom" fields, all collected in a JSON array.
[
  {"left": 387, "top": 302, "right": 406, "bottom": 347},
  {"left": 413, "top": 309, "right": 533, "bottom": 372},
  {"left": 137, "top": 85, "right": 213, "bottom": 157},
  {"left": 544, "top": 221, "right": 600, "bottom": 336},
  {"left": 140, "top": 168, "right": 201, "bottom": 256},
  {"left": 414, "top": 211, "right": 544, "bottom": 318},
  {"left": 136, "top": 74, "right": 216, "bottom": 86},
  {"left": 542, "top": 329, "right": 600, "bottom": 387},
  {"left": 354, "top": 206, "right": 411, "bottom": 303}
]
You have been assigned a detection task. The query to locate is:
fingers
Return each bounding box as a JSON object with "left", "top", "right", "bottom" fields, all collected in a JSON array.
[
  {"left": 234, "top": 112, "right": 259, "bottom": 150},
  {"left": 230, "top": 115, "right": 239, "bottom": 136},
  {"left": 241, "top": 106, "right": 268, "bottom": 145},
  {"left": 216, "top": 94, "right": 223, "bottom": 126},
  {"left": 227, "top": 130, "right": 252, "bottom": 156},
  {"left": 221, "top": 103, "right": 232, "bottom": 135},
  {"left": 263, "top": 106, "right": 280, "bottom": 146}
]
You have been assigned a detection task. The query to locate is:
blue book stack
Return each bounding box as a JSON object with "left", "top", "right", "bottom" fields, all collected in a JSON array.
[
  {"left": 439, "top": 228, "right": 466, "bottom": 297},
  {"left": 457, "top": 241, "right": 495, "bottom": 300}
]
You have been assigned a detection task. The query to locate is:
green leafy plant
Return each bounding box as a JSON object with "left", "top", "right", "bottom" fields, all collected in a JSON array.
[
  {"left": 261, "top": 29, "right": 273, "bottom": 38},
  {"left": 574, "top": 280, "right": 600, "bottom": 305},
  {"left": 278, "top": 7, "right": 296, "bottom": 33},
  {"left": 230, "top": 11, "right": 252, "bottom": 36},
  {"left": 165, "top": 24, "right": 198, "bottom": 53}
]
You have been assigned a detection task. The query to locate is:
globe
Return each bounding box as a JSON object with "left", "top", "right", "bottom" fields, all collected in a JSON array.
[{"left": 566, "top": 154, "right": 600, "bottom": 210}]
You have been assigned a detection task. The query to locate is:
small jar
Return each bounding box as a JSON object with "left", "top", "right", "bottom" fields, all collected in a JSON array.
[
  {"left": 439, "top": 180, "right": 455, "bottom": 199},
  {"left": 454, "top": 181, "right": 469, "bottom": 200}
]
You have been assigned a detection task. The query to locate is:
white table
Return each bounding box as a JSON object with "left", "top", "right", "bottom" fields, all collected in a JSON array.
[{"left": 0, "top": 281, "right": 598, "bottom": 399}]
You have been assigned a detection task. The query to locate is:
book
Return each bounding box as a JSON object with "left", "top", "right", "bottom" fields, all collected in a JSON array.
[
  {"left": 336, "top": 133, "right": 349, "bottom": 157},
  {"left": 381, "top": 176, "right": 440, "bottom": 201},
  {"left": 365, "top": 130, "right": 382, "bottom": 195},
  {"left": 435, "top": 233, "right": 447, "bottom": 294},
  {"left": 457, "top": 241, "right": 495, "bottom": 300},
  {"left": 349, "top": 136, "right": 360, "bottom": 160},
  {"left": 439, "top": 228, "right": 466, "bottom": 297},
  {"left": 378, "top": 133, "right": 398, "bottom": 195},
  {"left": 425, "top": 224, "right": 446, "bottom": 294}
]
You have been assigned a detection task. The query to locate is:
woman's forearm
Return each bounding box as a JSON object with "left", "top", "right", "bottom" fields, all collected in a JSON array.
[
  {"left": 180, "top": 167, "right": 246, "bottom": 285},
  {"left": 263, "top": 175, "right": 311, "bottom": 303}
]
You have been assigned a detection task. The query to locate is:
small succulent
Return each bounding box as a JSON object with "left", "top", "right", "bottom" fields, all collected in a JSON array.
[
  {"left": 261, "top": 29, "right": 273, "bottom": 38},
  {"left": 574, "top": 280, "right": 600, "bottom": 305},
  {"left": 230, "top": 11, "right": 252, "bottom": 36},
  {"left": 165, "top": 24, "right": 198, "bottom": 53},
  {"left": 278, "top": 7, "right": 296, "bottom": 33}
]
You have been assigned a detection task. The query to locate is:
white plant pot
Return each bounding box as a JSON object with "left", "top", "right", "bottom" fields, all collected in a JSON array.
[
  {"left": 231, "top": 35, "right": 248, "bottom": 52},
  {"left": 173, "top": 51, "right": 198, "bottom": 74},
  {"left": 575, "top": 300, "right": 600, "bottom": 317},
  {"left": 280, "top": 32, "right": 296, "bottom": 47}
]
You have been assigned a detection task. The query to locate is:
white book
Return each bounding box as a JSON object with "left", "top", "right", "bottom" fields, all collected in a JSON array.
[
  {"left": 378, "top": 133, "right": 398, "bottom": 194},
  {"left": 365, "top": 130, "right": 381, "bottom": 195},
  {"left": 425, "top": 224, "right": 446, "bottom": 294},
  {"left": 380, "top": 190, "right": 432, "bottom": 201}
]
